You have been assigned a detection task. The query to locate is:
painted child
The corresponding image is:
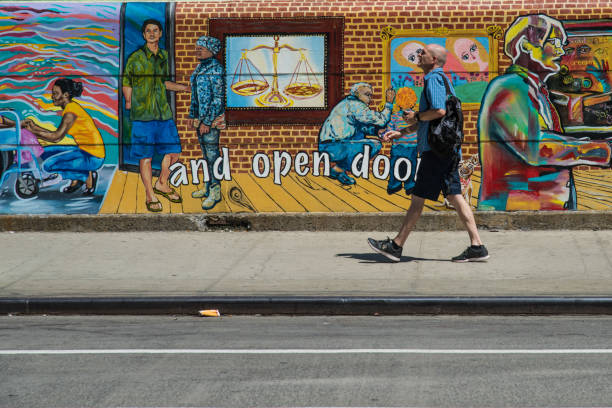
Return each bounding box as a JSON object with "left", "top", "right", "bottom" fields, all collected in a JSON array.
[{"left": 380, "top": 87, "right": 418, "bottom": 195}]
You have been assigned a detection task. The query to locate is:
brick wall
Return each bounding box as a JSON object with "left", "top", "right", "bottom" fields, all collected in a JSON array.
[{"left": 173, "top": 0, "right": 612, "bottom": 172}]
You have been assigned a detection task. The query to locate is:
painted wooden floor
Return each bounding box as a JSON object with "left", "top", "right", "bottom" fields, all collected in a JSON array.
[{"left": 99, "top": 169, "right": 612, "bottom": 214}]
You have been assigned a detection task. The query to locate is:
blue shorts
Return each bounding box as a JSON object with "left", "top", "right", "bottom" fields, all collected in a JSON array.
[
  {"left": 388, "top": 143, "right": 417, "bottom": 195},
  {"left": 130, "top": 119, "right": 181, "bottom": 159},
  {"left": 413, "top": 150, "right": 462, "bottom": 201}
]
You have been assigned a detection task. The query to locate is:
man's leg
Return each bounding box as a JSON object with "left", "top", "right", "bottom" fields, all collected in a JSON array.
[
  {"left": 446, "top": 193, "right": 489, "bottom": 262},
  {"left": 319, "top": 142, "right": 355, "bottom": 185},
  {"left": 131, "top": 121, "right": 161, "bottom": 210},
  {"left": 201, "top": 128, "right": 222, "bottom": 210},
  {"left": 158, "top": 152, "right": 178, "bottom": 186},
  {"left": 446, "top": 193, "right": 482, "bottom": 246},
  {"left": 153, "top": 153, "right": 181, "bottom": 202},
  {"left": 139, "top": 157, "right": 161, "bottom": 211},
  {"left": 153, "top": 119, "right": 182, "bottom": 203},
  {"left": 367, "top": 194, "right": 425, "bottom": 262},
  {"left": 394, "top": 194, "right": 426, "bottom": 247}
]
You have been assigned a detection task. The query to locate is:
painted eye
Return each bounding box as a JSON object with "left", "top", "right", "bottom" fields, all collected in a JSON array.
[
  {"left": 577, "top": 44, "right": 591, "bottom": 55},
  {"left": 462, "top": 53, "right": 469, "bottom": 61},
  {"left": 470, "top": 44, "right": 477, "bottom": 53},
  {"left": 594, "top": 48, "right": 606, "bottom": 56},
  {"left": 563, "top": 47, "right": 574, "bottom": 55}
]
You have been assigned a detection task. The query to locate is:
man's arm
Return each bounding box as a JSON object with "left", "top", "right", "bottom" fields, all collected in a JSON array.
[
  {"left": 164, "top": 81, "right": 190, "bottom": 92},
  {"left": 122, "top": 86, "right": 132, "bottom": 110},
  {"left": 122, "top": 55, "right": 134, "bottom": 110}
]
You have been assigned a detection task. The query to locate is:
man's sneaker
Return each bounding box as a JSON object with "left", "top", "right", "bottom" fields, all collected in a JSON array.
[
  {"left": 452, "top": 245, "right": 490, "bottom": 262},
  {"left": 367, "top": 237, "right": 402, "bottom": 262}
]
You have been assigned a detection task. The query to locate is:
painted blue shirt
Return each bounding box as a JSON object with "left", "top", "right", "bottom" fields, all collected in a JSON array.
[
  {"left": 189, "top": 57, "right": 225, "bottom": 126},
  {"left": 417, "top": 67, "right": 455, "bottom": 153},
  {"left": 319, "top": 95, "right": 393, "bottom": 142}
]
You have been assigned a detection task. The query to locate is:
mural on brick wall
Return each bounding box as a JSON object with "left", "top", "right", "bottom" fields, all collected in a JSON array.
[
  {"left": 0, "top": 3, "right": 119, "bottom": 213},
  {"left": 478, "top": 14, "right": 612, "bottom": 211},
  {"left": 383, "top": 29, "right": 497, "bottom": 108},
  {"left": 1, "top": 4, "right": 612, "bottom": 215}
]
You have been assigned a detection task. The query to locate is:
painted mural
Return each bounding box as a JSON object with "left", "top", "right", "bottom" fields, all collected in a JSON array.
[
  {"left": 382, "top": 30, "right": 498, "bottom": 109},
  {"left": 478, "top": 14, "right": 612, "bottom": 211},
  {"left": 0, "top": 3, "right": 611, "bottom": 216},
  {"left": 0, "top": 3, "right": 119, "bottom": 213},
  {"left": 226, "top": 35, "right": 326, "bottom": 109}
]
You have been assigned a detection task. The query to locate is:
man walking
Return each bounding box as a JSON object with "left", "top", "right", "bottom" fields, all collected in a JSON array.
[
  {"left": 368, "top": 44, "right": 489, "bottom": 263},
  {"left": 123, "top": 19, "right": 190, "bottom": 212}
]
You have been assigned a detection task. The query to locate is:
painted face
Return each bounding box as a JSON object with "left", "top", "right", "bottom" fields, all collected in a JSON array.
[
  {"left": 356, "top": 85, "right": 373, "bottom": 105},
  {"left": 51, "top": 85, "right": 66, "bottom": 106},
  {"left": 529, "top": 24, "right": 567, "bottom": 73},
  {"left": 402, "top": 42, "right": 424, "bottom": 66},
  {"left": 196, "top": 45, "right": 213, "bottom": 60},
  {"left": 143, "top": 24, "right": 162, "bottom": 45},
  {"left": 455, "top": 38, "right": 480, "bottom": 64}
]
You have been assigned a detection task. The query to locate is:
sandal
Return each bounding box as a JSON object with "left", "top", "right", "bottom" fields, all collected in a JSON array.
[
  {"left": 153, "top": 184, "right": 182, "bottom": 203},
  {"left": 146, "top": 200, "right": 163, "bottom": 212},
  {"left": 62, "top": 180, "right": 84, "bottom": 194},
  {"left": 83, "top": 171, "right": 98, "bottom": 196}
]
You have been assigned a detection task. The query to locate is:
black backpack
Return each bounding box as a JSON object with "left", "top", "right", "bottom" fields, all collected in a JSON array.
[{"left": 423, "top": 73, "right": 464, "bottom": 161}]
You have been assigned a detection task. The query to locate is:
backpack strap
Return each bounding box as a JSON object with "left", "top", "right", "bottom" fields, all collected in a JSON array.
[{"left": 422, "top": 71, "right": 451, "bottom": 108}]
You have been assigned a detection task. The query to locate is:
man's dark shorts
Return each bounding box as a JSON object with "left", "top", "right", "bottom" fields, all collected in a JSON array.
[{"left": 413, "top": 150, "right": 462, "bottom": 201}]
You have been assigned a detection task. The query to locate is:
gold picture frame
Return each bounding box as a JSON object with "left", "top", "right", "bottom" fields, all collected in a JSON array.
[{"left": 381, "top": 28, "right": 499, "bottom": 111}]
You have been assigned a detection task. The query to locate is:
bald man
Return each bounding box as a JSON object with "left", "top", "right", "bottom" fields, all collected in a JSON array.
[{"left": 369, "top": 44, "right": 489, "bottom": 263}]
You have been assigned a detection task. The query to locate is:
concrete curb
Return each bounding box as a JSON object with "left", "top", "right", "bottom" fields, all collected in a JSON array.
[
  {"left": 3, "top": 296, "right": 612, "bottom": 315},
  {"left": 1, "top": 211, "right": 611, "bottom": 231}
]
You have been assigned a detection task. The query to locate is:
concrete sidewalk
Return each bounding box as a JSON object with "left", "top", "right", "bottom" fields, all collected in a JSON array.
[{"left": 1, "top": 230, "right": 612, "bottom": 315}]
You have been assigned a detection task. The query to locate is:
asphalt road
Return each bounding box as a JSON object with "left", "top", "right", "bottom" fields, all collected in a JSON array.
[{"left": 2, "top": 315, "right": 612, "bottom": 407}]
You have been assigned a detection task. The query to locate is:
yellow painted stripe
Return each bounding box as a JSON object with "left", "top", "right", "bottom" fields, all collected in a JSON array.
[
  {"left": 249, "top": 173, "right": 306, "bottom": 212},
  {"left": 309, "top": 176, "right": 380, "bottom": 212},
  {"left": 345, "top": 180, "right": 406, "bottom": 212},
  {"left": 364, "top": 175, "right": 445, "bottom": 211},
  {"left": 216, "top": 178, "right": 254, "bottom": 213},
  {"left": 283, "top": 174, "right": 331, "bottom": 212},
  {"left": 576, "top": 195, "right": 606, "bottom": 210},
  {"left": 232, "top": 173, "right": 283, "bottom": 212},
  {"left": 576, "top": 191, "right": 612, "bottom": 210},
  {"left": 116, "top": 171, "right": 138, "bottom": 214},
  {"left": 297, "top": 175, "right": 357, "bottom": 212},
  {"left": 301, "top": 175, "right": 360, "bottom": 212},
  {"left": 99, "top": 170, "right": 126, "bottom": 214},
  {"left": 180, "top": 178, "right": 205, "bottom": 214},
  {"left": 357, "top": 178, "right": 411, "bottom": 211}
]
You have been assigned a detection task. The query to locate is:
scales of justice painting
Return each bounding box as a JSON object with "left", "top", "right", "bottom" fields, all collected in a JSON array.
[{"left": 225, "top": 34, "right": 326, "bottom": 108}]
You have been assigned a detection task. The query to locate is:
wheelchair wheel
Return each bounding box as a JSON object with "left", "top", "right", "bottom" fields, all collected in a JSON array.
[{"left": 14, "top": 173, "right": 39, "bottom": 199}]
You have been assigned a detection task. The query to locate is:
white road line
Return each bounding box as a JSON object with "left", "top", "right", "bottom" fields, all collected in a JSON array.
[{"left": 2, "top": 348, "right": 612, "bottom": 355}]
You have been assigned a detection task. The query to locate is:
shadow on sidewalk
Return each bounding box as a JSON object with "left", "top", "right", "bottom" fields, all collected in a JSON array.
[{"left": 336, "top": 253, "right": 451, "bottom": 263}]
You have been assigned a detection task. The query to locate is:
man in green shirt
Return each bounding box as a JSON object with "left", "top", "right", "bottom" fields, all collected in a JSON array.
[{"left": 123, "top": 18, "right": 190, "bottom": 212}]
